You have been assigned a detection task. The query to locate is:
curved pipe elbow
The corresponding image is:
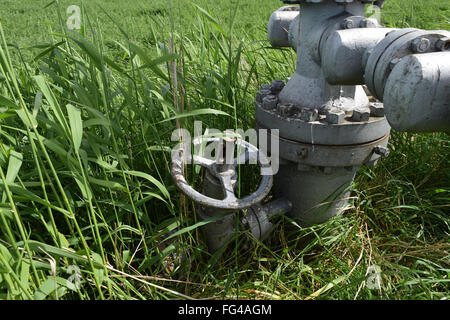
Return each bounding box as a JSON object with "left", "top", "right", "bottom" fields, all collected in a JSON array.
[{"left": 268, "top": 6, "right": 300, "bottom": 49}]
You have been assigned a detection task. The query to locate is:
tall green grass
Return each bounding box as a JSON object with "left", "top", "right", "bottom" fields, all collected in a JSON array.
[{"left": 0, "top": 0, "right": 448, "bottom": 300}]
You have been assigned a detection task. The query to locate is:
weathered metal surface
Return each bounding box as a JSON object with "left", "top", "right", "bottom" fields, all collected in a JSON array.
[
  {"left": 365, "top": 29, "right": 450, "bottom": 100},
  {"left": 274, "top": 163, "right": 358, "bottom": 226},
  {"left": 171, "top": 137, "right": 273, "bottom": 210},
  {"left": 321, "top": 28, "right": 394, "bottom": 85},
  {"left": 255, "top": 124, "right": 390, "bottom": 167},
  {"left": 243, "top": 198, "right": 292, "bottom": 240},
  {"left": 383, "top": 52, "right": 450, "bottom": 132},
  {"left": 267, "top": 6, "right": 300, "bottom": 48},
  {"left": 255, "top": 102, "right": 390, "bottom": 146}
]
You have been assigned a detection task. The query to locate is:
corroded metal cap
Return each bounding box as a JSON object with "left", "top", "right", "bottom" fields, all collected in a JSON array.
[{"left": 281, "top": 0, "right": 385, "bottom": 7}]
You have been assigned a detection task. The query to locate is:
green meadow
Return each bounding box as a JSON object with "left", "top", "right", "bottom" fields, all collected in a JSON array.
[{"left": 0, "top": 0, "right": 448, "bottom": 299}]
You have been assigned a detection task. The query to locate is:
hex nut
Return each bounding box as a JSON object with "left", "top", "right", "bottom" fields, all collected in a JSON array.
[
  {"left": 262, "top": 95, "right": 278, "bottom": 110},
  {"left": 411, "top": 37, "right": 431, "bottom": 53},
  {"left": 435, "top": 37, "right": 450, "bottom": 51},
  {"left": 352, "top": 108, "right": 370, "bottom": 122},
  {"left": 389, "top": 58, "right": 401, "bottom": 71},
  {"left": 271, "top": 79, "right": 285, "bottom": 93},
  {"left": 256, "top": 89, "right": 272, "bottom": 104},
  {"left": 278, "top": 103, "right": 299, "bottom": 117},
  {"left": 326, "top": 109, "right": 345, "bottom": 124},
  {"left": 369, "top": 102, "right": 384, "bottom": 117},
  {"left": 299, "top": 108, "right": 319, "bottom": 122},
  {"left": 374, "top": 146, "right": 390, "bottom": 158},
  {"left": 341, "top": 18, "right": 354, "bottom": 30},
  {"left": 360, "top": 18, "right": 379, "bottom": 28}
]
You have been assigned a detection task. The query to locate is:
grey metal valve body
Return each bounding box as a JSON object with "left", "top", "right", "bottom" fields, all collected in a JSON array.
[
  {"left": 261, "top": 0, "right": 392, "bottom": 226},
  {"left": 262, "top": 0, "right": 450, "bottom": 227}
]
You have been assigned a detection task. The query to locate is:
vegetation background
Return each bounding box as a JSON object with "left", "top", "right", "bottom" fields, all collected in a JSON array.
[{"left": 0, "top": 0, "right": 448, "bottom": 299}]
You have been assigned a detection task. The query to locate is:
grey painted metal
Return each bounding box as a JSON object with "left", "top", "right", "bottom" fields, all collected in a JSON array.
[
  {"left": 198, "top": 175, "right": 292, "bottom": 252},
  {"left": 259, "top": 1, "right": 394, "bottom": 226},
  {"left": 321, "top": 28, "right": 395, "bottom": 85},
  {"left": 364, "top": 29, "right": 450, "bottom": 101},
  {"left": 383, "top": 52, "right": 450, "bottom": 132},
  {"left": 171, "top": 137, "right": 273, "bottom": 210},
  {"left": 256, "top": 102, "right": 390, "bottom": 146},
  {"left": 274, "top": 163, "right": 358, "bottom": 226},
  {"left": 267, "top": 6, "right": 300, "bottom": 48},
  {"left": 243, "top": 198, "right": 293, "bottom": 240},
  {"left": 277, "top": 2, "right": 370, "bottom": 113},
  {"left": 255, "top": 126, "right": 390, "bottom": 167}
]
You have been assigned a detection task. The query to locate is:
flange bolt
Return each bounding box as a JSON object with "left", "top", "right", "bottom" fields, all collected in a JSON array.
[
  {"left": 435, "top": 37, "right": 450, "bottom": 51},
  {"left": 270, "top": 79, "right": 285, "bottom": 94},
  {"left": 326, "top": 109, "right": 345, "bottom": 124},
  {"left": 341, "top": 18, "right": 355, "bottom": 30},
  {"left": 360, "top": 18, "right": 379, "bottom": 28},
  {"left": 369, "top": 102, "right": 384, "bottom": 117},
  {"left": 256, "top": 88, "right": 272, "bottom": 104},
  {"left": 374, "top": 146, "right": 390, "bottom": 158},
  {"left": 411, "top": 37, "right": 431, "bottom": 53},
  {"left": 352, "top": 108, "right": 371, "bottom": 122},
  {"left": 262, "top": 95, "right": 278, "bottom": 110},
  {"left": 300, "top": 108, "right": 319, "bottom": 122},
  {"left": 389, "top": 58, "right": 401, "bottom": 71}
]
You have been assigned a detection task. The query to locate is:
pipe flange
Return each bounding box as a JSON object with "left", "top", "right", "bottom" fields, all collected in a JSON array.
[
  {"left": 365, "top": 29, "right": 450, "bottom": 100},
  {"left": 255, "top": 101, "right": 390, "bottom": 146},
  {"left": 256, "top": 123, "right": 390, "bottom": 167}
]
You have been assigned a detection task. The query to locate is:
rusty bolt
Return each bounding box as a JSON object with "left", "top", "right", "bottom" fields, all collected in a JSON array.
[
  {"left": 435, "top": 37, "right": 450, "bottom": 51},
  {"left": 270, "top": 79, "right": 285, "bottom": 93},
  {"left": 360, "top": 18, "right": 379, "bottom": 28},
  {"left": 262, "top": 95, "right": 278, "bottom": 110},
  {"left": 411, "top": 37, "right": 431, "bottom": 53},
  {"left": 256, "top": 89, "right": 272, "bottom": 104},
  {"left": 326, "top": 109, "right": 345, "bottom": 124},
  {"left": 341, "top": 18, "right": 355, "bottom": 30},
  {"left": 389, "top": 58, "right": 401, "bottom": 71},
  {"left": 369, "top": 102, "right": 384, "bottom": 117},
  {"left": 374, "top": 146, "right": 390, "bottom": 158},
  {"left": 300, "top": 108, "right": 319, "bottom": 122},
  {"left": 352, "top": 108, "right": 370, "bottom": 122}
]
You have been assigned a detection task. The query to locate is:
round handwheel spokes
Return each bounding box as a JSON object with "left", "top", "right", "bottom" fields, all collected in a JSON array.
[{"left": 171, "top": 137, "right": 273, "bottom": 210}]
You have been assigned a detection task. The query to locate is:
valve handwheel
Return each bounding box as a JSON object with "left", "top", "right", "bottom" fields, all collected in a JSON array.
[{"left": 171, "top": 137, "right": 274, "bottom": 210}]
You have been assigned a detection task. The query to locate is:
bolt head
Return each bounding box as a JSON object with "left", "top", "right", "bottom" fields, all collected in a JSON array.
[
  {"left": 352, "top": 108, "right": 370, "bottom": 122},
  {"left": 411, "top": 37, "right": 431, "bottom": 53},
  {"left": 374, "top": 146, "right": 390, "bottom": 158},
  {"left": 299, "top": 108, "right": 319, "bottom": 122},
  {"left": 341, "top": 18, "right": 354, "bottom": 30},
  {"left": 270, "top": 79, "right": 285, "bottom": 93},
  {"left": 325, "top": 109, "right": 345, "bottom": 124},
  {"left": 278, "top": 103, "right": 299, "bottom": 117},
  {"left": 435, "top": 37, "right": 450, "bottom": 51},
  {"left": 369, "top": 102, "right": 384, "bottom": 117},
  {"left": 360, "top": 18, "right": 379, "bottom": 28},
  {"left": 389, "top": 58, "right": 401, "bottom": 71},
  {"left": 262, "top": 94, "right": 278, "bottom": 110},
  {"left": 256, "top": 89, "right": 272, "bottom": 104}
]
